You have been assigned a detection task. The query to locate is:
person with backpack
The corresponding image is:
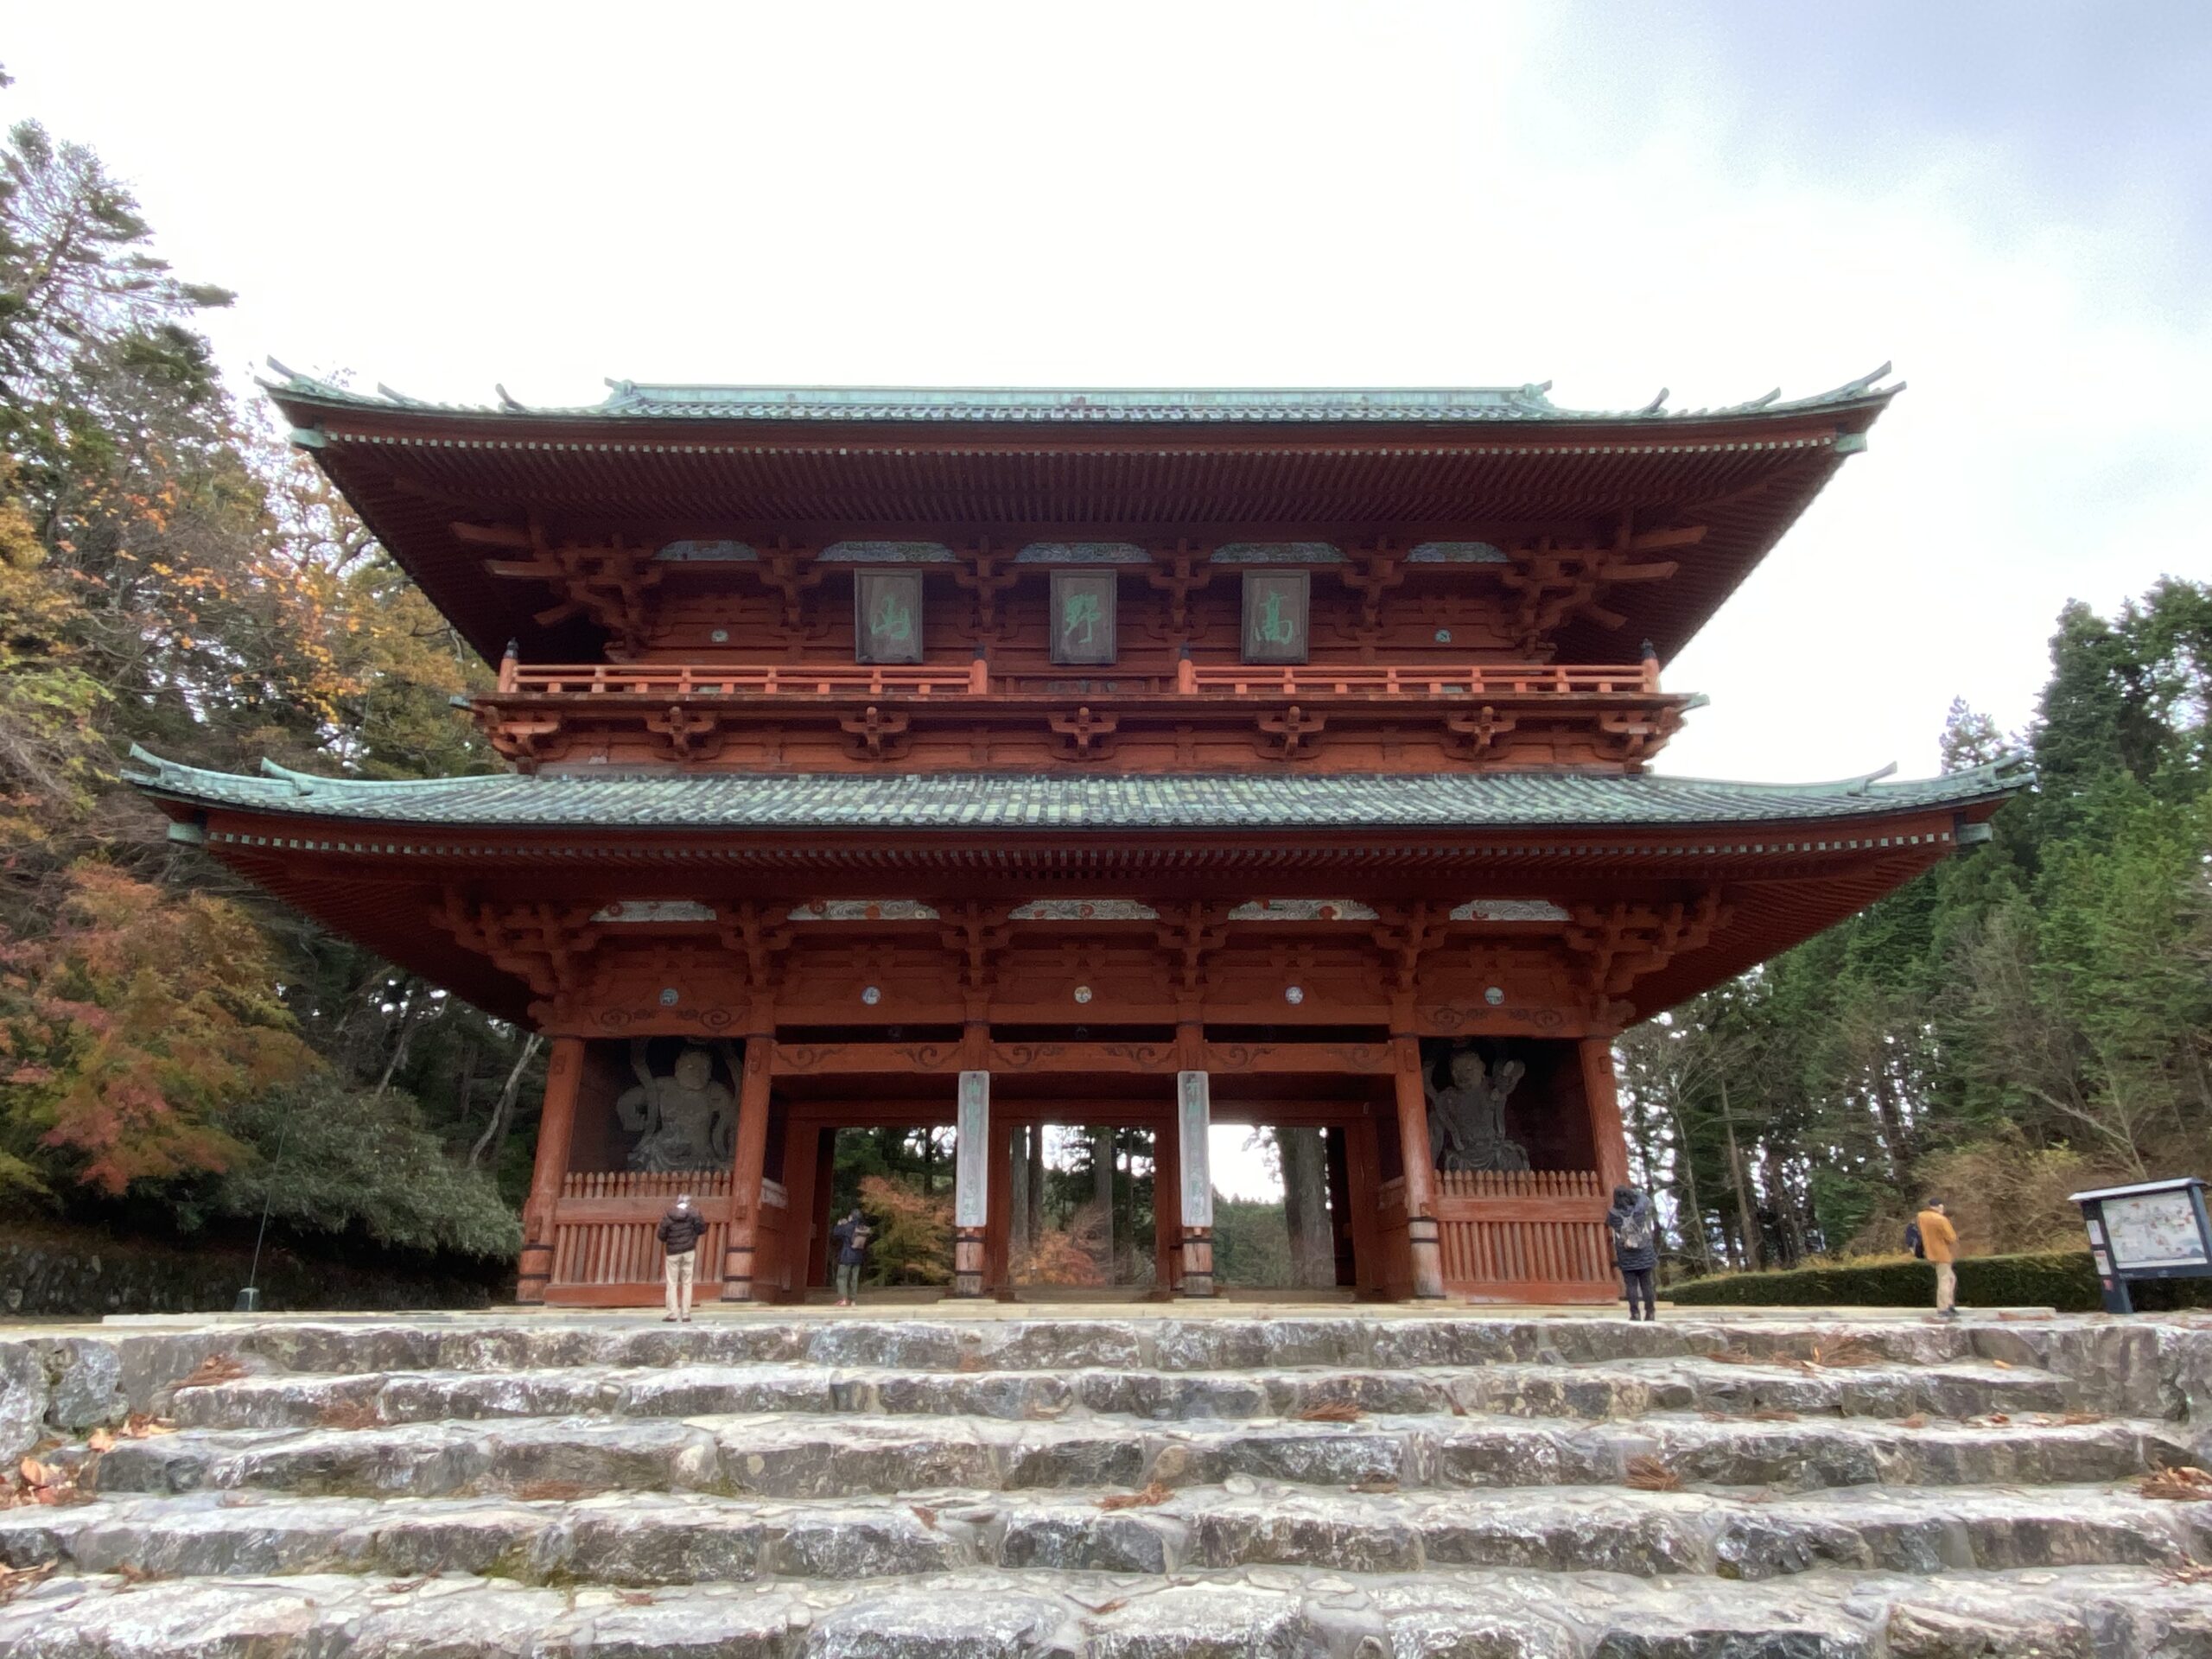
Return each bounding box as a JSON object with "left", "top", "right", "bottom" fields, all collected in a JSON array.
[
  {"left": 1606, "top": 1183, "right": 1659, "bottom": 1321},
  {"left": 829, "top": 1206, "right": 873, "bottom": 1307},
  {"left": 655, "top": 1193, "right": 708, "bottom": 1323}
]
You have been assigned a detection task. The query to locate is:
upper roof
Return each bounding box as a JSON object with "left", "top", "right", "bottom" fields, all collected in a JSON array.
[
  {"left": 129, "top": 747, "right": 2017, "bottom": 834},
  {"left": 271, "top": 367, "right": 1898, "bottom": 428},
  {"left": 265, "top": 365, "right": 1898, "bottom": 666}
]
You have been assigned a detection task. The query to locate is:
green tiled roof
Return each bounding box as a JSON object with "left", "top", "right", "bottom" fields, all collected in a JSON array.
[
  {"left": 263, "top": 364, "right": 1899, "bottom": 427},
  {"left": 127, "top": 748, "right": 2023, "bottom": 834}
]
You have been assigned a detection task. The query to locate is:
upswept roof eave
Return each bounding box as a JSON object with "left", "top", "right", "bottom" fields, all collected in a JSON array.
[
  {"left": 124, "top": 747, "right": 2030, "bottom": 838},
  {"left": 262, "top": 364, "right": 1901, "bottom": 437}
]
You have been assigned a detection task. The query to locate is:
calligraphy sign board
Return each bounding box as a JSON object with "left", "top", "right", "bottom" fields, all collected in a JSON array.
[
  {"left": 1241, "top": 570, "right": 1310, "bottom": 664},
  {"left": 954, "top": 1070, "right": 990, "bottom": 1229},
  {"left": 855, "top": 570, "right": 925, "bottom": 664},
  {"left": 1177, "top": 1070, "right": 1213, "bottom": 1229},
  {"left": 2069, "top": 1177, "right": 2211, "bottom": 1313},
  {"left": 1050, "top": 571, "right": 1117, "bottom": 665}
]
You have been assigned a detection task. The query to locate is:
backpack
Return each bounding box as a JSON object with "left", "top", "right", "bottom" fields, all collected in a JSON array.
[
  {"left": 1617, "top": 1205, "right": 1655, "bottom": 1253},
  {"left": 1904, "top": 1220, "right": 1924, "bottom": 1259}
]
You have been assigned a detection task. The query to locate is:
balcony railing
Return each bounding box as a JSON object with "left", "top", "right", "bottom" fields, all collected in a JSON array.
[{"left": 494, "top": 659, "right": 1661, "bottom": 700}]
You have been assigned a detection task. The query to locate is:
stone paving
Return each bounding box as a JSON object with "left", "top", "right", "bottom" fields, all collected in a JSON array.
[{"left": 2, "top": 1303, "right": 2209, "bottom": 1656}]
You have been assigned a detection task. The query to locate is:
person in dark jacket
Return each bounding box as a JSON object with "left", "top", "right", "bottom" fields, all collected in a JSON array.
[
  {"left": 657, "top": 1194, "right": 708, "bottom": 1322},
  {"left": 1606, "top": 1183, "right": 1659, "bottom": 1322},
  {"left": 829, "top": 1207, "right": 873, "bottom": 1306}
]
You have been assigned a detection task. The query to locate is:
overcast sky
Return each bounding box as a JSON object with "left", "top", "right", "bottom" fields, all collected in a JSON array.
[{"left": 11, "top": 3, "right": 2210, "bottom": 1194}]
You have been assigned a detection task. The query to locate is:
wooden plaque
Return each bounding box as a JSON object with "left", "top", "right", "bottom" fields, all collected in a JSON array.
[
  {"left": 1241, "top": 570, "right": 1310, "bottom": 664},
  {"left": 1050, "top": 571, "right": 1118, "bottom": 665},
  {"left": 854, "top": 570, "right": 925, "bottom": 664}
]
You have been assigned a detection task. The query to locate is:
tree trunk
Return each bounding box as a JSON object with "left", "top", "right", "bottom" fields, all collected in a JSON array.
[
  {"left": 1093, "top": 1126, "right": 1116, "bottom": 1277},
  {"left": 471, "top": 1033, "right": 543, "bottom": 1167},
  {"left": 1667, "top": 1103, "right": 1715, "bottom": 1274},
  {"left": 1027, "top": 1125, "right": 1046, "bottom": 1238},
  {"left": 1009, "top": 1125, "right": 1030, "bottom": 1258},
  {"left": 1719, "top": 1076, "right": 1763, "bottom": 1272},
  {"left": 1275, "top": 1127, "right": 1333, "bottom": 1288}
]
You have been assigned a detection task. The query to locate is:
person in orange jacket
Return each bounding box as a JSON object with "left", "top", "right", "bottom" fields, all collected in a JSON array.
[{"left": 1916, "top": 1199, "right": 1961, "bottom": 1319}]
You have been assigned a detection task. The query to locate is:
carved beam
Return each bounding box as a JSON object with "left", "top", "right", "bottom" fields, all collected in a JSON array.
[
  {"left": 1047, "top": 704, "right": 1119, "bottom": 761},
  {"left": 646, "top": 703, "right": 726, "bottom": 762},
  {"left": 474, "top": 709, "right": 568, "bottom": 772},
  {"left": 1255, "top": 704, "right": 1326, "bottom": 760},
  {"left": 1441, "top": 705, "right": 1519, "bottom": 761}
]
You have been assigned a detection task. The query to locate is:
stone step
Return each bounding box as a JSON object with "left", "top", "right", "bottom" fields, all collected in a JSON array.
[
  {"left": 113, "top": 1313, "right": 2036, "bottom": 1389},
  {"left": 89, "top": 1409, "right": 2197, "bottom": 1502},
  {"left": 6, "top": 1562, "right": 2211, "bottom": 1657},
  {"left": 5, "top": 1482, "right": 2208, "bottom": 1587},
  {"left": 165, "top": 1356, "right": 2074, "bottom": 1432}
]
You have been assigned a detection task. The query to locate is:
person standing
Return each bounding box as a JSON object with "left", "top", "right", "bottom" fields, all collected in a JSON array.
[
  {"left": 656, "top": 1192, "right": 707, "bottom": 1323},
  {"left": 1606, "top": 1183, "right": 1659, "bottom": 1322},
  {"left": 1916, "top": 1198, "right": 1961, "bottom": 1319},
  {"left": 829, "top": 1206, "right": 873, "bottom": 1306}
]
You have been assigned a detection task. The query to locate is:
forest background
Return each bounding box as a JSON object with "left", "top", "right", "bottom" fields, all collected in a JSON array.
[{"left": 0, "top": 87, "right": 2203, "bottom": 1300}]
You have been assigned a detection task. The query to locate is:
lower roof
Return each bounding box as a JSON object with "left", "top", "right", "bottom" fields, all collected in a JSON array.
[{"left": 127, "top": 750, "right": 2024, "bottom": 834}]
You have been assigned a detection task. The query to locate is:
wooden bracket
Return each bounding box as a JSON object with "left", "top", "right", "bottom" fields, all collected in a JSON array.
[
  {"left": 1497, "top": 520, "right": 1699, "bottom": 653},
  {"left": 952, "top": 542, "right": 1020, "bottom": 639},
  {"left": 1441, "top": 705, "right": 1519, "bottom": 761},
  {"left": 716, "top": 901, "right": 793, "bottom": 992},
  {"left": 646, "top": 703, "right": 727, "bottom": 762},
  {"left": 1255, "top": 703, "right": 1326, "bottom": 760},
  {"left": 937, "top": 900, "right": 1015, "bottom": 993},
  {"left": 1048, "top": 704, "right": 1120, "bottom": 761},
  {"left": 1370, "top": 899, "right": 1452, "bottom": 993},
  {"left": 757, "top": 539, "right": 828, "bottom": 637},
  {"left": 463, "top": 515, "right": 665, "bottom": 657},
  {"left": 1562, "top": 890, "right": 1729, "bottom": 997},
  {"left": 435, "top": 891, "right": 603, "bottom": 1000},
  {"left": 474, "top": 709, "right": 568, "bottom": 772},
  {"left": 1338, "top": 543, "right": 1406, "bottom": 636},
  {"left": 838, "top": 703, "right": 912, "bottom": 761},
  {"left": 1154, "top": 902, "right": 1231, "bottom": 994},
  {"left": 1143, "top": 541, "right": 1214, "bottom": 640}
]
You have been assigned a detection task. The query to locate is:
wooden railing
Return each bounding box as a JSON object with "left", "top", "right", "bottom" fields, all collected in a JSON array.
[
  {"left": 497, "top": 660, "right": 1659, "bottom": 700},
  {"left": 561, "top": 1169, "right": 732, "bottom": 1200},
  {"left": 1377, "top": 1168, "right": 1615, "bottom": 1303}
]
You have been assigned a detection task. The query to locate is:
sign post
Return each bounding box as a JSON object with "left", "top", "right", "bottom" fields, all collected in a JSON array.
[{"left": 2067, "top": 1178, "right": 2211, "bottom": 1314}]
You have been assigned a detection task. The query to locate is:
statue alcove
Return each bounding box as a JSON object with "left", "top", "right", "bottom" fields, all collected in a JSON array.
[
  {"left": 1416, "top": 1037, "right": 1596, "bottom": 1173},
  {"left": 567, "top": 1036, "right": 743, "bottom": 1173}
]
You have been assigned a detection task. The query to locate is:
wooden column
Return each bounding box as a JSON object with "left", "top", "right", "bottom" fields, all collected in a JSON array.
[
  {"left": 984, "top": 1113, "right": 1014, "bottom": 1296},
  {"left": 1152, "top": 1122, "right": 1182, "bottom": 1296},
  {"left": 516, "top": 1035, "right": 583, "bottom": 1304},
  {"left": 1580, "top": 1036, "right": 1632, "bottom": 1194},
  {"left": 1391, "top": 1033, "right": 1446, "bottom": 1299},
  {"left": 721, "top": 1027, "right": 776, "bottom": 1302},
  {"left": 779, "top": 1116, "right": 823, "bottom": 1304},
  {"left": 951, "top": 1069, "right": 989, "bottom": 1297},
  {"left": 1175, "top": 1068, "right": 1216, "bottom": 1298}
]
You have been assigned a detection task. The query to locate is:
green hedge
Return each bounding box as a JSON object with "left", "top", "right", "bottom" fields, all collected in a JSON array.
[{"left": 1668, "top": 1249, "right": 2212, "bottom": 1313}]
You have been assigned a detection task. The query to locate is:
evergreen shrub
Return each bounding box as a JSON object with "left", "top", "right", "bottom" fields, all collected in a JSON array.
[{"left": 1669, "top": 1250, "right": 2212, "bottom": 1313}]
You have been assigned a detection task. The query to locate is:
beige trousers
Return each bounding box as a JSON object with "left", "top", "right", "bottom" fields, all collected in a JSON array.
[
  {"left": 1934, "top": 1260, "right": 1956, "bottom": 1313},
  {"left": 664, "top": 1249, "right": 697, "bottom": 1319}
]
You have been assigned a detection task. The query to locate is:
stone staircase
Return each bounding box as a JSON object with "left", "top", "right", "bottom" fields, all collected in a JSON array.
[{"left": 3, "top": 1310, "right": 2211, "bottom": 1656}]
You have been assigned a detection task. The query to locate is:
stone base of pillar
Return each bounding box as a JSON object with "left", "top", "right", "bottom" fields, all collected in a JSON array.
[
  {"left": 1178, "top": 1227, "right": 1216, "bottom": 1299},
  {"left": 718, "top": 1244, "right": 754, "bottom": 1303},
  {"left": 1406, "top": 1216, "right": 1446, "bottom": 1300},
  {"left": 515, "top": 1242, "right": 551, "bottom": 1306},
  {"left": 950, "top": 1225, "right": 986, "bottom": 1298}
]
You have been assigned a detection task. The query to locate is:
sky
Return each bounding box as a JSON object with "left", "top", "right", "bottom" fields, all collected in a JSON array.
[{"left": 9, "top": 2, "right": 2211, "bottom": 1197}]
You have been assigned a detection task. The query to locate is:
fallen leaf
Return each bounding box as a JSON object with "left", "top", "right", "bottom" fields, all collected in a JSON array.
[
  {"left": 1294, "top": 1400, "right": 1362, "bottom": 1423},
  {"left": 911, "top": 1505, "right": 938, "bottom": 1529},
  {"left": 1750, "top": 1408, "right": 1800, "bottom": 1422},
  {"left": 1097, "top": 1481, "right": 1173, "bottom": 1511},
  {"left": 1898, "top": 1414, "right": 1929, "bottom": 1429},
  {"left": 0, "top": 1561, "right": 55, "bottom": 1606},
  {"left": 1349, "top": 1478, "right": 1399, "bottom": 1494},
  {"left": 86, "top": 1429, "right": 115, "bottom": 1454},
  {"left": 175, "top": 1355, "right": 247, "bottom": 1392},
  {"left": 1625, "top": 1456, "right": 1681, "bottom": 1492},
  {"left": 617, "top": 1591, "right": 654, "bottom": 1606},
  {"left": 2141, "top": 1466, "right": 2212, "bottom": 1502}
]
